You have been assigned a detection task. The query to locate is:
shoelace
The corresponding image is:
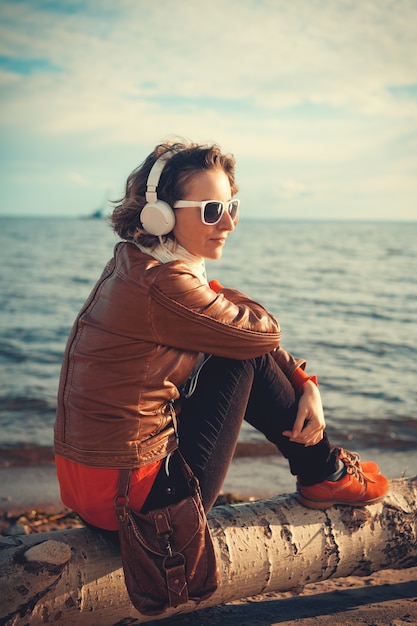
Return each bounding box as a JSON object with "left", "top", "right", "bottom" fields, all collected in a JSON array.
[
  {"left": 343, "top": 456, "right": 377, "bottom": 485},
  {"left": 339, "top": 448, "right": 363, "bottom": 469}
]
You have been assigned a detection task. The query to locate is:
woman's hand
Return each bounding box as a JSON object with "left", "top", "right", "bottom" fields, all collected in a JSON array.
[{"left": 282, "top": 380, "right": 326, "bottom": 446}]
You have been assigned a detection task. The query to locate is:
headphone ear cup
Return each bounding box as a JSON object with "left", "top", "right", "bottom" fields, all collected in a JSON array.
[{"left": 140, "top": 201, "right": 175, "bottom": 236}]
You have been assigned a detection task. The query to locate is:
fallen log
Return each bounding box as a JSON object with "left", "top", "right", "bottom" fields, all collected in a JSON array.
[{"left": 0, "top": 476, "right": 416, "bottom": 626}]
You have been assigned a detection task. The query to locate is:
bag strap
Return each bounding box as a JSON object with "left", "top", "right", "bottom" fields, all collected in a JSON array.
[
  {"left": 174, "top": 450, "right": 195, "bottom": 484},
  {"left": 115, "top": 468, "right": 131, "bottom": 523},
  {"left": 114, "top": 450, "right": 198, "bottom": 523}
]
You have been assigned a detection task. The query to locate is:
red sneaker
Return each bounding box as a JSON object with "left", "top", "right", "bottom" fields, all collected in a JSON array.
[
  {"left": 297, "top": 459, "right": 389, "bottom": 510},
  {"left": 338, "top": 448, "right": 379, "bottom": 474}
]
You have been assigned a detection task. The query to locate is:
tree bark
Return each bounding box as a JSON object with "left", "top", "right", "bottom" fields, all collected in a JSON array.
[{"left": 1, "top": 476, "right": 416, "bottom": 626}]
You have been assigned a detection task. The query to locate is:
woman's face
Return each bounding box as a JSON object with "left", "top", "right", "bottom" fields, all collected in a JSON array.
[{"left": 173, "top": 168, "right": 236, "bottom": 260}]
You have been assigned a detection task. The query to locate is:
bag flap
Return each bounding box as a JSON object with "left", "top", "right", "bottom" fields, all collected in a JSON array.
[{"left": 129, "top": 495, "right": 204, "bottom": 555}]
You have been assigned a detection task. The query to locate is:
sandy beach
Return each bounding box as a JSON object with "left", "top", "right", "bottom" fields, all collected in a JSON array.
[
  {"left": 1, "top": 459, "right": 416, "bottom": 626},
  {"left": 158, "top": 567, "right": 417, "bottom": 626}
]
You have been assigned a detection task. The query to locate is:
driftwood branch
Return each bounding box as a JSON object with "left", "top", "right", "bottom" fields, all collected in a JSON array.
[{"left": 1, "top": 476, "right": 416, "bottom": 625}]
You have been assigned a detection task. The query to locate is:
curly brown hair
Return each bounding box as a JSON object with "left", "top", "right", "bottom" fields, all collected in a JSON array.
[{"left": 109, "top": 140, "right": 239, "bottom": 246}]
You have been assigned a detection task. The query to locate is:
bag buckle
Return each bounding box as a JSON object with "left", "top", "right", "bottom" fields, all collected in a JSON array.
[{"left": 163, "top": 552, "right": 188, "bottom": 606}]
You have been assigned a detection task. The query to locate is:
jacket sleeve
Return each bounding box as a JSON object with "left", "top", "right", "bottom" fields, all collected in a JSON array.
[
  {"left": 147, "top": 262, "right": 281, "bottom": 359},
  {"left": 209, "top": 277, "right": 307, "bottom": 379},
  {"left": 272, "top": 347, "right": 306, "bottom": 382}
]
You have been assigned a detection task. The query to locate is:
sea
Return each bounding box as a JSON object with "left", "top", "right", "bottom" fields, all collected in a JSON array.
[{"left": 0, "top": 217, "right": 416, "bottom": 504}]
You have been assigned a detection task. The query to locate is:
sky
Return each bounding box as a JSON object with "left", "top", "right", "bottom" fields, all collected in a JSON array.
[{"left": 0, "top": 0, "right": 416, "bottom": 220}]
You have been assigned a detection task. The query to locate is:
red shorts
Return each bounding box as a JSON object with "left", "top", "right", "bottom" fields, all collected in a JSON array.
[{"left": 55, "top": 455, "right": 161, "bottom": 531}]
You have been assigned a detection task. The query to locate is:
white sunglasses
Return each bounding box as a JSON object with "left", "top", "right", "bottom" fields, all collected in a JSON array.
[{"left": 173, "top": 199, "right": 240, "bottom": 225}]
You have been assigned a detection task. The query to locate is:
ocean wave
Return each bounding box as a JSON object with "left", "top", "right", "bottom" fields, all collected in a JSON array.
[
  {"left": 0, "top": 395, "right": 54, "bottom": 414},
  {"left": 0, "top": 341, "right": 27, "bottom": 363},
  {"left": 1, "top": 218, "right": 416, "bottom": 452}
]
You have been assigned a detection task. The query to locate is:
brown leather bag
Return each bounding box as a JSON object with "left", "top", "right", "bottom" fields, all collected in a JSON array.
[{"left": 115, "top": 453, "right": 219, "bottom": 616}]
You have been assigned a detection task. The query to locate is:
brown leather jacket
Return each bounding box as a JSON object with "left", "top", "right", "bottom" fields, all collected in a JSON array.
[{"left": 54, "top": 242, "right": 305, "bottom": 469}]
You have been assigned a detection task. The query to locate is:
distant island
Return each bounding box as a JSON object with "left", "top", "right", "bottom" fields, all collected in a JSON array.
[
  {"left": 83, "top": 189, "right": 112, "bottom": 219},
  {"left": 87, "top": 208, "right": 105, "bottom": 219}
]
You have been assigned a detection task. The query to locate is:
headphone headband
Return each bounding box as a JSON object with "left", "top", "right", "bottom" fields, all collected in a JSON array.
[{"left": 145, "top": 154, "right": 172, "bottom": 204}]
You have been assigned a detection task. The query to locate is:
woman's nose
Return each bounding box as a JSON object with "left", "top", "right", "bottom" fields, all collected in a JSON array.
[{"left": 218, "top": 209, "right": 235, "bottom": 231}]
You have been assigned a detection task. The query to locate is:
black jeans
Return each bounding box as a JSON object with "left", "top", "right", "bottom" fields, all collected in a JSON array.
[{"left": 144, "top": 353, "right": 339, "bottom": 513}]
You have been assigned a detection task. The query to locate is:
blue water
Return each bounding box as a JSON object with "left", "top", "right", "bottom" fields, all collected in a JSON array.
[{"left": 1, "top": 217, "right": 417, "bottom": 457}]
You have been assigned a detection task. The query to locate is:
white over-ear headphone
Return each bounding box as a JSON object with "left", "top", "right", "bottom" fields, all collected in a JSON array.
[{"left": 140, "top": 153, "right": 176, "bottom": 236}]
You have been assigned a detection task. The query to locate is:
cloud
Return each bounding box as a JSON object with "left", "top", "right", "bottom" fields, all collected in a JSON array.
[
  {"left": 0, "top": 0, "right": 416, "bottom": 218},
  {"left": 274, "top": 178, "right": 311, "bottom": 200},
  {"left": 67, "top": 171, "right": 90, "bottom": 186},
  {"left": 2, "top": 1, "right": 417, "bottom": 127}
]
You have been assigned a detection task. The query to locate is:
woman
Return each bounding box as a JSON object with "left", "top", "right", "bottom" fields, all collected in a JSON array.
[{"left": 54, "top": 140, "right": 388, "bottom": 538}]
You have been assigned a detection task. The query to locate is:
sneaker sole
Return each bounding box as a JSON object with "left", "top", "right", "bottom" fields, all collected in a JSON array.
[{"left": 296, "top": 492, "right": 388, "bottom": 510}]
